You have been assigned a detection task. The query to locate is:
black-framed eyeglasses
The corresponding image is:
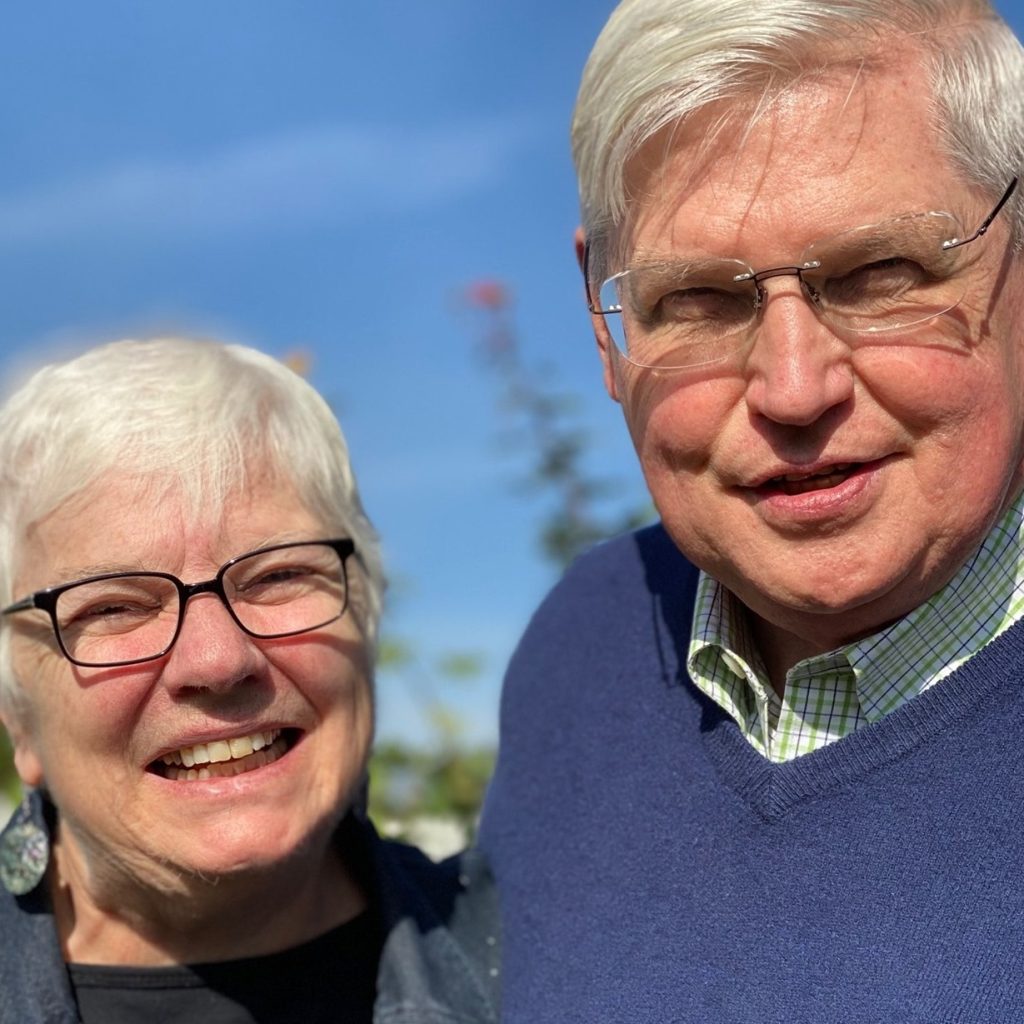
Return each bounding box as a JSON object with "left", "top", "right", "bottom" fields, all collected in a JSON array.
[
  {"left": 1, "top": 539, "right": 356, "bottom": 668},
  {"left": 584, "top": 176, "right": 1019, "bottom": 371}
]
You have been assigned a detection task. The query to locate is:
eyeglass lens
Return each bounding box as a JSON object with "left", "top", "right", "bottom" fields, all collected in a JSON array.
[
  {"left": 599, "top": 209, "right": 972, "bottom": 369},
  {"left": 54, "top": 543, "right": 347, "bottom": 667}
]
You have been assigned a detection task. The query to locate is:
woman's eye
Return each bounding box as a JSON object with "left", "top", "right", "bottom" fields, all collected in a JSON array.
[
  {"left": 81, "top": 603, "right": 133, "bottom": 620},
  {"left": 238, "top": 565, "right": 314, "bottom": 593},
  {"left": 61, "top": 600, "right": 158, "bottom": 630},
  {"left": 257, "top": 569, "right": 304, "bottom": 584}
]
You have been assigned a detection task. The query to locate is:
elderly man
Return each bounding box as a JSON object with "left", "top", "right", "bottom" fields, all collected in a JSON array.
[{"left": 479, "top": 0, "right": 1024, "bottom": 1021}]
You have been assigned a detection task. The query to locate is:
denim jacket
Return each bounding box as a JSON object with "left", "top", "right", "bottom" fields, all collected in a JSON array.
[{"left": 0, "top": 791, "right": 500, "bottom": 1024}]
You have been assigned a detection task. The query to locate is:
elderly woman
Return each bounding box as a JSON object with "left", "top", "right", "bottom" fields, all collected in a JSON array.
[{"left": 0, "top": 338, "right": 499, "bottom": 1024}]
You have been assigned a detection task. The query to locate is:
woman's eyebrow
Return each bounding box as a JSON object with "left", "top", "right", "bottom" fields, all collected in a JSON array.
[{"left": 50, "top": 559, "right": 149, "bottom": 582}]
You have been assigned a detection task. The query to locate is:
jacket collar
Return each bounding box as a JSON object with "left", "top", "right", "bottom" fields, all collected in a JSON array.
[{"left": 0, "top": 791, "right": 499, "bottom": 1024}]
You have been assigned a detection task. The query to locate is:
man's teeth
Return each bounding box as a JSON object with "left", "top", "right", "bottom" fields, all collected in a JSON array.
[
  {"left": 776, "top": 462, "right": 853, "bottom": 482},
  {"left": 161, "top": 729, "right": 281, "bottom": 768},
  {"left": 769, "top": 463, "right": 856, "bottom": 493}
]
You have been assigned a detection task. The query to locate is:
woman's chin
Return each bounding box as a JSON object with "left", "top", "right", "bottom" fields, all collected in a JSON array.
[
  {"left": 125, "top": 784, "right": 348, "bottom": 889},
  {"left": 141, "top": 810, "right": 342, "bottom": 890}
]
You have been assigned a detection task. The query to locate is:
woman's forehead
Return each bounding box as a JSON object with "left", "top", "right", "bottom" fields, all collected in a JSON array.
[{"left": 15, "top": 470, "right": 323, "bottom": 590}]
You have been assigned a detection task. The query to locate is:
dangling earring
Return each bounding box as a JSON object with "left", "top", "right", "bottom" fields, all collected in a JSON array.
[{"left": 0, "top": 792, "right": 49, "bottom": 895}]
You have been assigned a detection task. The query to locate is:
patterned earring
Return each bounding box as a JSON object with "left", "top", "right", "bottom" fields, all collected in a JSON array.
[{"left": 0, "top": 794, "right": 49, "bottom": 895}]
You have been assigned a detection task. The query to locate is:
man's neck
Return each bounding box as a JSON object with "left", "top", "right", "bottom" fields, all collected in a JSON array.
[{"left": 747, "top": 611, "right": 819, "bottom": 697}]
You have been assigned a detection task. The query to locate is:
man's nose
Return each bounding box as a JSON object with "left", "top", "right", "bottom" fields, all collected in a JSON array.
[{"left": 741, "top": 279, "right": 854, "bottom": 426}]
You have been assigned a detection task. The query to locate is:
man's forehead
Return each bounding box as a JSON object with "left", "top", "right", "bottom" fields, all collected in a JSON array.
[
  {"left": 617, "top": 61, "right": 956, "bottom": 259},
  {"left": 626, "top": 61, "right": 928, "bottom": 196}
]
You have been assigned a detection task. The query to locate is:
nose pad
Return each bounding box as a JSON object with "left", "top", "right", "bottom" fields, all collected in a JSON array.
[{"left": 800, "top": 278, "right": 824, "bottom": 314}]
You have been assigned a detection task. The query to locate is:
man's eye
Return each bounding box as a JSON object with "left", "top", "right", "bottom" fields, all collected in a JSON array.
[
  {"left": 822, "top": 258, "right": 931, "bottom": 306},
  {"left": 642, "top": 287, "right": 749, "bottom": 325}
]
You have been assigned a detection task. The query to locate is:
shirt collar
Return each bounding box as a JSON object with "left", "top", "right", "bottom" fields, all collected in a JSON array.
[
  {"left": 688, "top": 490, "right": 1024, "bottom": 722},
  {"left": 845, "top": 492, "right": 1024, "bottom": 719}
]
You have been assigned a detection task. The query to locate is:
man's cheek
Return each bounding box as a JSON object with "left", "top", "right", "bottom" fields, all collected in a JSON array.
[{"left": 624, "top": 379, "right": 727, "bottom": 472}]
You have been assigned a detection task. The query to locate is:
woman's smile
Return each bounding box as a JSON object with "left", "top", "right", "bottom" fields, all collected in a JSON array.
[{"left": 149, "top": 727, "right": 296, "bottom": 781}]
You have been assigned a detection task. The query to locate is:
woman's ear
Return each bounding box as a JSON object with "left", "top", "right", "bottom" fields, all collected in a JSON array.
[{"left": 2, "top": 713, "right": 43, "bottom": 789}]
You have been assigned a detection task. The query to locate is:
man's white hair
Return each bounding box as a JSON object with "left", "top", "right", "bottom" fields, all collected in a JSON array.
[{"left": 573, "top": 0, "right": 1024, "bottom": 281}]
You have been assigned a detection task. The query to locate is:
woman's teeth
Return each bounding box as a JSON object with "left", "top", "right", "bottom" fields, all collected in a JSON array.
[
  {"left": 158, "top": 729, "right": 287, "bottom": 781},
  {"left": 162, "top": 729, "right": 280, "bottom": 768}
]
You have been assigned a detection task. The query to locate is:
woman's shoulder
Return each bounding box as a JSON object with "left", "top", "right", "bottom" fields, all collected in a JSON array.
[
  {"left": 366, "top": 829, "right": 501, "bottom": 1023},
  {"left": 0, "top": 794, "right": 78, "bottom": 1023}
]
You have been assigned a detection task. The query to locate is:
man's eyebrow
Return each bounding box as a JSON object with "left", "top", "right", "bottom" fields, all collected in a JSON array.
[
  {"left": 629, "top": 208, "right": 963, "bottom": 266},
  {"left": 625, "top": 254, "right": 743, "bottom": 273}
]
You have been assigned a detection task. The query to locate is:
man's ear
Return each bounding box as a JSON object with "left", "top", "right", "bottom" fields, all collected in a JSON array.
[
  {"left": 2, "top": 711, "right": 43, "bottom": 789},
  {"left": 575, "top": 226, "right": 621, "bottom": 403},
  {"left": 573, "top": 225, "right": 587, "bottom": 273}
]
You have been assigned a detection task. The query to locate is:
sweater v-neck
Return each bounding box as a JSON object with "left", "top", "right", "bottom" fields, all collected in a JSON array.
[
  {"left": 621, "top": 520, "right": 1024, "bottom": 821},
  {"left": 695, "top": 613, "right": 1024, "bottom": 820}
]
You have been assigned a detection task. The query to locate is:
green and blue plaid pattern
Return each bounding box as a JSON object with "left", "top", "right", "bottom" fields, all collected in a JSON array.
[{"left": 687, "top": 494, "right": 1024, "bottom": 762}]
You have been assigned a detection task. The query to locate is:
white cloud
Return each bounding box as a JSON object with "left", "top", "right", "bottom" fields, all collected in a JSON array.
[{"left": 0, "top": 118, "right": 536, "bottom": 244}]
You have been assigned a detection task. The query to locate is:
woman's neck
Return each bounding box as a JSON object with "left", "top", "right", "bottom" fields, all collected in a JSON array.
[{"left": 49, "top": 819, "right": 367, "bottom": 966}]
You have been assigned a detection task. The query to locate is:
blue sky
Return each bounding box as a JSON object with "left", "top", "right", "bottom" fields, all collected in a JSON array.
[{"left": 1, "top": 1, "right": 1021, "bottom": 746}]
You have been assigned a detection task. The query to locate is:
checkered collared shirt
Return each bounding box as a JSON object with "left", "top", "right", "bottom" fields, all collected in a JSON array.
[{"left": 687, "top": 493, "right": 1024, "bottom": 762}]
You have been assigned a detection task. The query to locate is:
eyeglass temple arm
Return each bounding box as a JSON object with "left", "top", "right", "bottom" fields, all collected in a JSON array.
[
  {"left": 943, "top": 176, "right": 1019, "bottom": 251},
  {"left": 1, "top": 596, "right": 36, "bottom": 616},
  {"left": 582, "top": 240, "right": 604, "bottom": 313}
]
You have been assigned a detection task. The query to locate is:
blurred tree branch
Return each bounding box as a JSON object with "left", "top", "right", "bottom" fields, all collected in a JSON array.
[
  {"left": 0, "top": 318, "right": 652, "bottom": 848},
  {"left": 459, "top": 278, "right": 651, "bottom": 569}
]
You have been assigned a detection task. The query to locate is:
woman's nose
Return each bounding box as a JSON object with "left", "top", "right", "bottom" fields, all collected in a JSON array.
[{"left": 159, "top": 591, "right": 265, "bottom": 695}]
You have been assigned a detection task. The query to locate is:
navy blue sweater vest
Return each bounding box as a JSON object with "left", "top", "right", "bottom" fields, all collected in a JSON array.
[{"left": 479, "top": 525, "right": 1024, "bottom": 1023}]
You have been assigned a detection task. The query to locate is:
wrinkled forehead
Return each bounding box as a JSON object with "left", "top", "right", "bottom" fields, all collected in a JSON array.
[
  {"left": 17, "top": 476, "right": 184, "bottom": 586},
  {"left": 613, "top": 61, "right": 964, "bottom": 268},
  {"left": 13, "top": 464, "right": 314, "bottom": 591}
]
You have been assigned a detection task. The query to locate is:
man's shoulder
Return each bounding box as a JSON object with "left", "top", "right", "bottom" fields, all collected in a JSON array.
[
  {"left": 524, "top": 523, "right": 698, "bottom": 634},
  {"left": 563, "top": 521, "right": 684, "bottom": 579}
]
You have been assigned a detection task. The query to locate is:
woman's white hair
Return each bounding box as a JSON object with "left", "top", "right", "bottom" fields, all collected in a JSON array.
[
  {"left": 573, "top": 0, "right": 1024, "bottom": 281},
  {"left": 0, "top": 337, "right": 384, "bottom": 715}
]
